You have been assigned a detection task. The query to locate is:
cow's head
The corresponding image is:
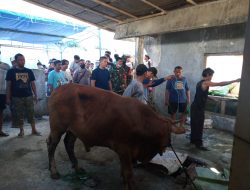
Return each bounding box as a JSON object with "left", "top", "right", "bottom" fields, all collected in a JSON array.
[{"left": 135, "top": 118, "right": 172, "bottom": 163}]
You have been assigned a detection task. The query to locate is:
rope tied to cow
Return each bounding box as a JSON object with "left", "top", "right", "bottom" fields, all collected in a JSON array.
[{"left": 170, "top": 144, "right": 199, "bottom": 190}]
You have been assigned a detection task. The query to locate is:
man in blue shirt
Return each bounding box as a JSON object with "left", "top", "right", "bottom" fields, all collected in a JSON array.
[
  {"left": 47, "top": 60, "right": 66, "bottom": 95},
  {"left": 123, "top": 64, "right": 148, "bottom": 104},
  {"left": 165, "top": 66, "right": 190, "bottom": 128},
  {"left": 143, "top": 67, "right": 172, "bottom": 102},
  {"left": 91, "top": 56, "right": 112, "bottom": 91}
]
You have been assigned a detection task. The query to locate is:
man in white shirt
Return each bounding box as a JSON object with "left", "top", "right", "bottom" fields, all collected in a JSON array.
[
  {"left": 61, "top": 59, "right": 72, "bottom": 83},
  {"left": 69, "top": 55, "right": 80, "bottom": 75}
]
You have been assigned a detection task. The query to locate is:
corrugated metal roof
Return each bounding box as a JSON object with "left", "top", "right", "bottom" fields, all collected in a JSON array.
[{"left": 25, "top": 0, "right": 220, "bottom": 31}]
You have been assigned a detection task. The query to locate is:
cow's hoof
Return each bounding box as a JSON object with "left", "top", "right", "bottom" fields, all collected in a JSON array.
[{"left": 51, "top": 172, "right": 60, "bottom": 179}]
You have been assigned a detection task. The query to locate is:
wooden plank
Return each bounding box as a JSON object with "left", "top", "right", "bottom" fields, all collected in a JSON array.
[
  {"left": 90, "top": 0, "right": 138, "bottom": 18},
  {"left": 141, "top": 0, "right": 167, "bottom": 14},
  {"left": 186, "top": 0, "right": 197, "bottom": 6},
  {"left": 64, "top": 0, "right": 123, "bottom": 23}
]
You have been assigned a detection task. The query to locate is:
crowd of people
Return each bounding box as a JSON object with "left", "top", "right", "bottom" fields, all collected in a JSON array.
[
  {"left": 35, "top": 51, "right": 136, "bottom": 96},
  {"left": 0, "top": 51, "right": 240, "bottom": 151}
]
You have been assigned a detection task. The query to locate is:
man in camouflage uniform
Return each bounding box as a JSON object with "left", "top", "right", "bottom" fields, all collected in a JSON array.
[{"left": 110, "top": 57, "right": 127, "bottom": 95}]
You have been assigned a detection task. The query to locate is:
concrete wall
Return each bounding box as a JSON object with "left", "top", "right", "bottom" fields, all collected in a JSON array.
[
  {"left": 32, "top": 69, "right": 48, "bottom": 117},
  {"left": 144, "top": 23, "right": 246, "bottom": 115},
  {"left": 208, "top": 114, "right": 235, "bottom": 133},
  {"left": 115, "top": 0, "right": 249, "bottom": 39}
]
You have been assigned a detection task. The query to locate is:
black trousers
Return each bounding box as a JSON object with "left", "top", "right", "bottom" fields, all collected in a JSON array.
[{"left": 190, "top": 103, "right": 205, "bottom": 146}]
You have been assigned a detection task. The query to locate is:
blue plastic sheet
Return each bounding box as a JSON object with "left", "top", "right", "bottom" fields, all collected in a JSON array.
[{"left": 0, "top": 10, "right": 88, "bottom": 44}]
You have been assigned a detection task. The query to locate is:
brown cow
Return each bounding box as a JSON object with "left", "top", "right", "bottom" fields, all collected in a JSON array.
[{"left": 47, "top": 83, "right": 182, "bottom": 190}]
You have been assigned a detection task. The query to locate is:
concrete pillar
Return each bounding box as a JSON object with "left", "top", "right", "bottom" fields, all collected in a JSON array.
[
  {"left": 32, "top": 69, "right": 48, "bottom": 117},
  {"left": 229, "top": 2, "right": 250, "bottom": 190},
  {"left": 135, "top": 36, "right": 144, "bottom": 67}
]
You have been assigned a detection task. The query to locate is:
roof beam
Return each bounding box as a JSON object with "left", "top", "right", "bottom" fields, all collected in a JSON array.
[
  {"left": 186, "top": 0, "right": 197, "bottom": 6},
  {"left": 90, "top": 0, "right": 138, "bottom": 19},
  {"left": 64, "top": 0, "right": 123, "bottom": 23},
  {"left": 140, "top": 0, "right": 167, "bottom": 14},
  {"left": 124, "top": 12, "right": 165, "bottom": 23},
  {"left": 24, "top": 0, "right": 114, "bottom": 32},
  {"left": 115, "top": 0, "right": 249, "bottom": 39}
]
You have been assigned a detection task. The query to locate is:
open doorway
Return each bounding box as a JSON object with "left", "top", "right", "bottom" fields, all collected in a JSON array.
[
  {"left": 205, "top": 54, "right": 242, "bottom": 116},
  {"left": 206, "top": 54, "right": 242, "bottom": 97}
]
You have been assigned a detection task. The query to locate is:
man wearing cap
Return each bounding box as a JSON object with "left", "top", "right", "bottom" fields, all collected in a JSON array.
[
  {"left": 47, "top": 60, "right": 66, "bottom": 94},
  {"left": 5, "top": 53, "right": 40, "bottom": 137},
  {"left": 143, "top": 67, "right": 173, "bottom": 103},
  {"left": 73, "top": 59, "right": 91, "bottom": 85}
]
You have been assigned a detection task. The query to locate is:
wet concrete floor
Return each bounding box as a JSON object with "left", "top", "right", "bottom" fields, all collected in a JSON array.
[{"left": 0, "top": 117, "right": 233, "bottom": 190}]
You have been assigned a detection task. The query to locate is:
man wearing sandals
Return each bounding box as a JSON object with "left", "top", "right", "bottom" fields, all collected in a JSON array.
[{"left": 6, "top": 53, "right": 41, "bottom": 137}]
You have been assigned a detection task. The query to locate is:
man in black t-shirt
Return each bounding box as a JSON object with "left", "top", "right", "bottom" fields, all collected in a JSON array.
[{"left": 5, "top": 53, "right": 41, "bottom": 137}]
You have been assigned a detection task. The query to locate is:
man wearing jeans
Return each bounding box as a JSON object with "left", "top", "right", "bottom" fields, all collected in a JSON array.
[{"left": 6, "top": 53, "right": 40, "bottom": 137}]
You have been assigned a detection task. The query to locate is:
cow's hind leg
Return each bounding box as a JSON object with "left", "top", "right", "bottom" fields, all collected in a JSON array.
[
  {"left": 47, "top": 131, "right": 63, "bottom": 179},
  {"left": 64, "top": 131, "right": 83, "bottom": 173},
  {"left": 117, "top": 148, "right": 138, "bottom": 190},
  {"left": 64, "top": 131, "right": 98, "bottom": 188}
]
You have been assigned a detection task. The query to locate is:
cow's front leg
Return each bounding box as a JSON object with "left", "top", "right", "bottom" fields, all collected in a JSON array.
[
  {"left": 47, "top": 132, "right": 63, "bottom": 179},
  {"left": 118, "top": 150, "right": 138, "bottom": 190}
]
